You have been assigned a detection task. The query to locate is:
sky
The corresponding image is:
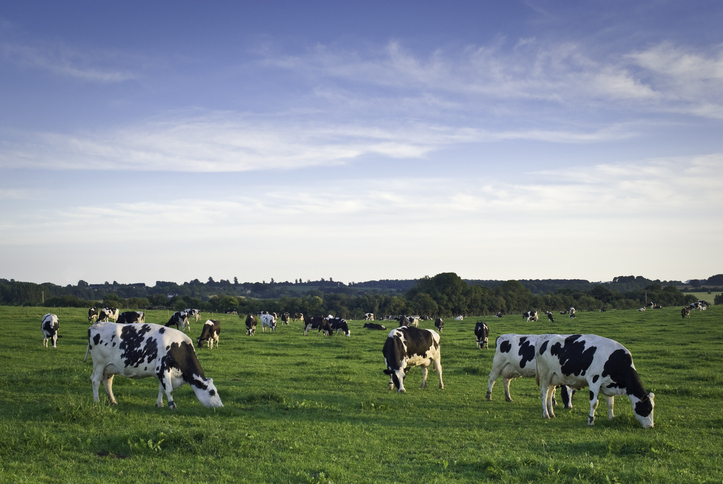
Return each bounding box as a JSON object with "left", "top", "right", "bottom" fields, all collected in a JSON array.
[{"left": 1, "top": 1, "right": 722, "bottom": 286}]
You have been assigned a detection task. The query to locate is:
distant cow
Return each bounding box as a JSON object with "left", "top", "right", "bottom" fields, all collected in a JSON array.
[
  {"left": 328, "top": 317, "right": 350, "bottom": 337},
  {"left": 363, "top": 323, "right": 387, "bottom": 330},
  {"left": 116, "top": 311, "right": 145, "bottom": 324},
  {"left": 165, "top": 311, "right": 189, "bottom": 331},
  {"left": 536, "top": 334, "right": 654, "bottom": 428},
  {"left": 364, "top": 313, "right": 375, "bottom": 321},
  {"left": 293, "top": 312, "right": 304, "bottom": 322},
  {"left": 475, "top": 322, "right": 489, "bottom": 349},
  {"left": 84, "top": 322, "right": 223, "bottom": 409},
  {"left": 185, "top": 309, "right": 201, "bottom": 321},
  {"left": 569, "top": 307, "right": 576, "bottom": 318},
  {"left": 197, "top": 319, "right": 220, "bottom": 349},
  {"left": 398, "top": 315, "right": 419, "bottom": 327},
  {"left": 454, "top": 315, "right": 464, "bottom": 321},
  {"left": 546, "top": 311, "right": 555, "bottom": 323},
  {"left": 88, "top": 307, "right": 99, "bottom": 323},
  {"left": 681, "top": 307, "right": 691, "bottom": 319},
  {"left": 260, "top": 313, "right": 276, "bottom": 333},
  {"left": 281, "top": 312, "right": 290, "bottom": 325},
  {"left": 244, "top": 314, "right": 257, "bottom": 336},
  {"left": 434, "top": 318, "right": 444, "bottom": 333},
  {"left": 486, "top": 334, "right": 574, "bottom": 409},
  {"left": 382, "top": 326, "right": 443, "bottom": 392},
  {"left": 99, "top": 307, "right": 119, "bottom": 322},
  {"left": 523, "top": 311, "right": 538, "bottom": 322},
  {"left": 304, "top": 316, "right": 332, "bottom": 336},
  {"left": 41, "top": 313, "right": 60, "bottom": 348}
]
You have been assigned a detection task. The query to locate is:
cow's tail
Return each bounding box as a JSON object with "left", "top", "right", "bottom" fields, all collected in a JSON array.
[{"left": 84, "top": 343, "right": 90, "bottom": 363}]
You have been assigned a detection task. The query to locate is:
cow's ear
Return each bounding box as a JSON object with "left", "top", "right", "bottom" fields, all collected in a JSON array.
[{"left": 383, "top": 369, "right": 392, "bottom": 375}]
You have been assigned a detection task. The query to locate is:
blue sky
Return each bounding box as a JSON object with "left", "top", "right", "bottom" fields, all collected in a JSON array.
[{"left": 1, "top": 1, "right": 721, "bottom": 286}]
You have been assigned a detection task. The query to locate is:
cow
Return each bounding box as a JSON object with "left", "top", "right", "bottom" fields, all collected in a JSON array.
[
  {"left": 84, "top": 321, "right": 223, "bottom": 409},
  {"left": 434, "top": 318, "right": 444, "bottom": 333},
  {"left": 116, "top": 311, "right": 145, "bottom": 324},
  {"left": 260, "top": 313, "right": 276, "bottom": 333},
  {"left": 185, "top": 309, "right": 201, "bottom": 321},
  {"left": 681, "top": 307, "right": 691, "bottom": 319},
  {"left": 88, "top": 307, "right": 99, "bottom": 323},
  {"left": 244, "top": 314, "right": 257, "bottom": 336},
  {"left": 225, "top": 309, "right": 238, "bottom": 315},
  {"left": 41, "top": 313, "right": 60, "bottom": 348},
  {"left": 638, "top": 307, "right": 646, "bottom": 312},
  {"left": 486, "top": 334, "right": 574, "bottom": 409},
  {"left": 536, "top": 334, "right": 654, "bottom": 428},
  {"left": 363, "top": 323, "right": 387, "bottom": 330},
  {"left": 546, "top": 311, "right": 555, "bottom": 323},
  {"left": 165, "top": 311, "right": 189, "bottom": 331},
  {"left": 495, "top": 312, "right": 503, "bottom": 318},
  {"left": 281, "top": 312, "right": 290, "bottom": 325},
  {"left": 382, "top": 326, "right": 443, "bottom": 393},
  {"left": 197, "top": 320, "right": 220, "bottom": 349},
  {"left": 523, "top": 311, "right": 539, "bottom": 322},
  {"left": 293, "top": 312, "right": 304, "bottom": 322},
  {"left": 364, "top": 313, "right": 375, "bottom": 321},
  {"left": 454, "top": 315, "right": 464, "bottom": 321},
  {"left": 304, "top": 316, "right": 332, "bottom": 336},
  {"left": 398, "top": 315, "right": 419, "bottom": 327},
  {"left": 328, "top": 317, "right": 350, "bottom": 337},
  {"left": 475, "top": 322, "right": 489, "bottom": 350},
  {"left": 569, "top": 307, "right": 576, "bottom": 318},
  {"left": 99, "top": 307, "right": 119, "bottom": 322}
]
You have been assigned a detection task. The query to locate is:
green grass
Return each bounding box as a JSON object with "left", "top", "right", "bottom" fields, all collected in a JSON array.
[
  {"left": 683, "top": 292, "right": 720, "bottom": 304},
  {"left": 1, "top": 306, "right": 722, "bottom": 483}
]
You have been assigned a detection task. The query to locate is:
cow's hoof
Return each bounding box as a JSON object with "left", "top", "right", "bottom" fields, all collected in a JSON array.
[
  {"left": 587, "top": 418, "right": 595, "bottom": 426},
  {"left": 169, "top": 402, "right": 177, "bottom": 410},
  {"left": 485, "top": 392, "right": 492, "bottom": 401},
  {"left": 505, "top": 396, "right": 513, "bottom": 402},
  {"left": 156, "top": 403, "right": 164, "bottom": 408}
]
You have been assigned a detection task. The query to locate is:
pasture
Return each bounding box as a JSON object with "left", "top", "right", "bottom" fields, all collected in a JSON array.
[{"left": 1, "top": 306, "right": 722, "bottom": 483}]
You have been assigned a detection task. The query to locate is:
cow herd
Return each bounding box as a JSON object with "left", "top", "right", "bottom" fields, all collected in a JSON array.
[{"left": 38, "top": 305, "right": 678, "bottom": 429}]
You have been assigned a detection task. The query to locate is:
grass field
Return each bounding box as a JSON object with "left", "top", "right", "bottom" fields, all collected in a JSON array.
[
  {"left": 1, "top": 306, "right": 722, "bottom": 483},
  {"left": 683, "top": 292, "right": 720, "bottom": 304}
]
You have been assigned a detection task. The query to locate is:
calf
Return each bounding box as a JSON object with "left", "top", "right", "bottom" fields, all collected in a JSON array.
[
  {"left": 116, "top": 311, "right": 145, "bottom": 324},
  {"left": 84, "top": 322, "right": 222, "bottom": 409},
  {"left": 165, "top": 311, "right": 189, "bottom": 331},
  {"left": 434, "top": 318, "right": 444, "bottom": 333},
  {"left": 260, "top": 313, "right": 276, "bottom": 332},
  {"left": 245, "top": 314, "right": 257, "bottom": 336},
  {"left": 475, "top": 322, "right": 489, "bottom": 349},
  {"left": 304, "top": 316, "right": 332, "bottom": 336},
  {"left": 99, "top": 307, "right": 119, "bottom": 322},
  {"left": 363, "top": 323, "right": 387, "bottom": 330},
  {"left": 536, "top": 334, "right": 654, "bottom": 428},
  {"left": 681, "top": 307, "right": 691, "bottom": 319},
  {"left": 88, "top": 307, "right": 99, "bottom": 323},
  {"left": 41, "top": 313, "right": 60, "bottom": 348},
  {"left": 197, "top": 319, "right": 220, "bottom": 349},
  {"left": 486, "top": 334, "right": 574, "bottom": 409},
  {"left": 382, "top": 326, "right": 443, "bottom": 392},
  {"left": 328, "top": 317, "right": 350, "bottom": 337}
]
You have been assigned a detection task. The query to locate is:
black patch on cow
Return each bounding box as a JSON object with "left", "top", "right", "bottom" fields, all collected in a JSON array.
[
  {"left": 592, "top": 374, "right": 599, "bottom": 383},
  {"left": 550, "top": 335, "right": 597, "bottom": 377},
  {"left": 119, "top": 324, "right": 158, "bottom": 368},
  {"left": 539, "top": 340, "right": 549, "bottom": 355},
  {"left": 159, "top": 327, "right": 165, "bottom": 334},
  {"left": 601, "top": 349, "right": 648, "bottom": 401},
  {"left": 635, "top": 397, "right": 653, "bottom": 418},
  {"left": 589, "top": 390, "right": 595, "bottom": 401},
  {"left": 209, "top": 389, "right": 216, "bottom": 396},
  {"left": 160, "top": 341, "right": 208, "bottom": 389},
  {"left": 499, "top": 339, "right": 512, "bottom": 354},
  {"left": 518, "top": 337, "right": 535, "bottom": 369},
  {"left": 93, "top": 334, "right": 101, "bottom": 346}
]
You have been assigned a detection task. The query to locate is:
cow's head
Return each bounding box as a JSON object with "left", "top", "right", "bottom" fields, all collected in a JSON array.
[
  {"left": 632, "top": 392, "right": 655, "bottom": 428},
  {"left": 191, "top": 377, "right": 224, "bottom": 408},
  {"left": 383, "top": 365, "right": 411, "bottom": 392}
]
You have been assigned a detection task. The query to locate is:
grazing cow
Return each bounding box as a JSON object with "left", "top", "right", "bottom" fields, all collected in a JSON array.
[
  {"left": 523, "top": 311, "right": 539, "bottom": 322},
  {"left": 486, "top": 334, "right": 574, "bottom": 408},
  {"left": 681, "top": 307, "right": 691, "bottom": 319},
  {"left": 41, "top": 313, "right": 60, "bottom": 348},
  {"left": 84, "top": 322, "right": 223, "bottom": 409},
  {"left": 328, "top": 317, "right": 351, "bottom": 337},
  {"left": 495, "top": 312, "right": 503, "bottom": 318},
  {"left": 569, "top": 307, "right": 576, "bottom": 318},
  {"left": 304, "top": 316, "right": 333, "bottom": 336},
  {"left": 244, "top": 314, "right": 257, "bottom": 336},
  {"left": 260, "top": 313, "right": 276, "bottom": 333},
  {"left": 382, "top": 326, "right": 443, "bottom": 392},
  {"left": 536, "top": 334, "right": 654, "bottom": 428},
  {"left": 475, "top": 322, "right": 489, "bottom": 350},
  {"left": 546, "top": 311, "right": 555, "bottom": 323},
  {"left": 225, "top": 309, "right": 238, "bottom": 315},
  {"left": 88, "top": 307, "right": 99, "bottom": 323},
  {"left": 398, "top": 315, "right": 420, "bottom": 327},
  {"left": 116, "top": 311, "right": 145, "bottom": 324},
  {"left": 293, "top": 312, "right": 304, "bottom": 322},
  {"left": 165, "top": 311, "right": 189, "bottom": 331},
  {"left": 197, "top": 319, "right": 221, "bottom": 349},
  {"left": 363, "top": 323, "right": 387, "bottom": 330},
  {"left": 434, "top": 318, "right": 444, "bottom": 333},
  {"left": 185, "top": 309, "right": 201, "bottom": 321},
  {"left": 99, "top": 307, "right": 119, "bottom": 322},
  {"left": 281, "top": 312, "right": 290, "bottom": 325},
  {"left": 648, "top": 301, "right": 655, "bottom": 309},
  {"left": 364, "top": 313, "right": 375, "bottom": 321}
]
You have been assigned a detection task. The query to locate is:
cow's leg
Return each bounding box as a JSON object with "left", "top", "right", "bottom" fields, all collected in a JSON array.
[
  {"left": 483, "top": 338, "right": 488, "bottom": 350},
  {"left": 103, "top": 374, "right": 117, "bottom": 405},
  {"left": 434, "top": 358, "right": 444, "bottom": 389},
  {"left": 588, "top": 388, "right": 600, "bottom": 426},
  {"left": 90, "top": 365, "right": 104, "bottom": 402},
  {"left": 158, "top": 372, "right": 176, "bottom": 409},
  {"left": 156, "top": 382, "right": 166, "bottom": 407},
  {"left": 605, "top": 395, "right": 615, "bottom": 420},
  {"left": 540, "top": 377, "right": 555, "bottom": 419},
  {"left": 503, "top": 378, "right": 513, "bottom": 402},
  {"left": 420, "top": 366, "right": 428, "bottom": 389}
]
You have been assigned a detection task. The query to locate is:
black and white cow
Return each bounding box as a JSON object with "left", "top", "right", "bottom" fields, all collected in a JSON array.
[
  {"left": 364, "top": 313, "right": 375, "bottom": 321},
  {"left": 398, "top": 315, "right": 420, "bottom": 327},
  {"left": 293, "top": 312, "right": 304, "bottom": 322},
  {"left": 536, "top": 334, "right": 654, "bottom": 428},
  {"left": 99, "top": 307, "right": 119, "bottom": 322},
  {"left": 382, "top": 326, "right": 443, "bottom": 392},
  {"left": 546, "top": 311, "right": 555, "bottom": 323},
  {"left": 88, "top": 307, "right": 99, "bottom": 323},
  {"left": 197, "top": 319, "right": 220, "bottom": 349},
  {"left": 185, "top": 309, "right": 201, "bottom": 322},
  {"left": 363, "top": 323, "right": 387, "bottom": 330},
  {"left": 486, "top": 334, "right": 574, "bottom": 409},
  {"left": 304, "top": 316, "right": 333, "bottom": 336},
  {"left": 84, "top": 322, "right": 223, "bottom": 409},
  {"left": 681, "top": 307, "right": 691, "bottom": 319},
  {"left": 523, "top": 311, "right": 539, "bottom": 322},
  {"left": 260, "top": 313, "right": 276, "bottom": 332},
  {"left": 475, "top": 322, "right": 489, "bottom": 349},
  {"left": 569, "top": 307, "right": 576, "bottom": 318},
  {"left": 281, "top": 312, "right": 290, "bottom": 325},
  {"left": 434, "top": 318, "right": 444, "bottom": 333},
  {"left": 116, "top": 311, "right": 145, "bottom": 324},
  {"left": 41, "top": 313, "right": 60, "bottom": 348},
  {"left": 165, "top": 311, "right": 189, "bottom": 332},
  {"left": 244, "top": 314, "right": 257, "bottom": 336},
  {"left": 328, "top": 317, "right": 351, "bottom": 337}
]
